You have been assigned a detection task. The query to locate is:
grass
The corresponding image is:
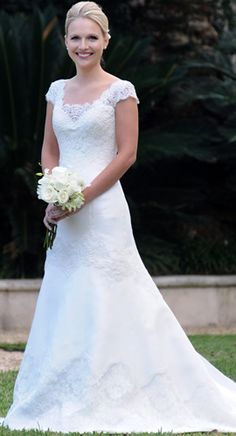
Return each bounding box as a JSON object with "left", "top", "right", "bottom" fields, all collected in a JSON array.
[
  {"left": 189, "top": 334, "right": 236, "bottom": 380},
  {"left": 0, "top": 432, "right": 235, "bottom": 436},
  {"left": 0, "top": 335, "right": 235, "bottom": 436},
  {"left": 0, "top": 343, "right": 25, "bottom": 352}
]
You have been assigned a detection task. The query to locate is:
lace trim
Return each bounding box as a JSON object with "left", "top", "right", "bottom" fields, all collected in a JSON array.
[
  {"left": 45, "top": 79, "right": 139, "bottom": 119},
  {"left": 61, "top": 80, "right": 139, "bottom": 121},
  {"left": 45, "top": 80, "right": 64, "bottom": 104},
  {"left": 7, "top": 351, "right": 218, "bottom": 432},
  {"left": 62, "top": 80, "right": 121, "bottom": 107},
  {"left": 107, "top": 81, "right": 140, "bottom": 106},
  {"left": 62, "top": 103, "right": 93, "bottom": 121}
]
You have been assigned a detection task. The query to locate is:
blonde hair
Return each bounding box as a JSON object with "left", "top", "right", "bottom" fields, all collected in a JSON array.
[{"left": 65, "top": 1, "right": 111, "bottom": 38}]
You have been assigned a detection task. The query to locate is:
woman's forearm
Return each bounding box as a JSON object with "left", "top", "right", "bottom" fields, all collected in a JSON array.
[{"left": 41, "top": 149, "right": 59, "bottom": 173}]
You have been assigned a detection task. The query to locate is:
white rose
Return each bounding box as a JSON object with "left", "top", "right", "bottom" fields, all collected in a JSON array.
[
  {"left": 52, "top": 180, "right": 67, "bottom": 191},
  {"left": 40, "top": 185, "right": 57, "bottom": 203},
  {"left": 57, "top": 189, "right": 69, "bottom": 204},
  {"left": 38, "top": 174, "right": 49, "bottom": 186},
  {"left": 68, "top": 180, "right": 81, "bottom": 195},
  {"left": 51, "top": 166, "right": 69, "bottom": 184}
]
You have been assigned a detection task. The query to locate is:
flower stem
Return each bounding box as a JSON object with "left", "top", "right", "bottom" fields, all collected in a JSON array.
[{"left": 43, "top": 224, "right": 57, "bottom": 250}]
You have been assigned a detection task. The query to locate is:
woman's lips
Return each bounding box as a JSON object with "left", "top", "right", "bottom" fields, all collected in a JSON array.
[{"left": 76, "top": 52, "right": 93, "bottom": 58}]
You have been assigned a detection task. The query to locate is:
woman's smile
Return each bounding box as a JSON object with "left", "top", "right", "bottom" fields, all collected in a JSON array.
[{"left": 76, "top": 51, "right": 94, "bottom": 59}]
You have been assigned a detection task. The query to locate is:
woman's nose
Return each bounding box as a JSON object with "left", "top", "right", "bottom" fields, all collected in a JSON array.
[{"left": 80, "top": 38, "right": 88, "bottom": 49}]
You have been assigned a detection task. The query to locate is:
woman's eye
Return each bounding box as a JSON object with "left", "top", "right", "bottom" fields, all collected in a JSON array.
[
  {"left": 71, "top": 36, "right": 79, "bottom": 40},
  {"left": 89, "top": 36, "right": 98, "bottom": 40}
]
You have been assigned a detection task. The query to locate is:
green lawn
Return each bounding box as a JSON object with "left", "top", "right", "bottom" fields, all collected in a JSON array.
[
  {"left": 0, "top": 335, "right": 235, "bottom": 436},
  {"left": 0, "top": 343, "right": 25, "bottom": 352}
]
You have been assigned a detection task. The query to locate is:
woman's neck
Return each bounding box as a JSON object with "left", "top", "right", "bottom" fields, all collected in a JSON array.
[{"left": 74, "top": 65, "right": 106, "bottom": 85}]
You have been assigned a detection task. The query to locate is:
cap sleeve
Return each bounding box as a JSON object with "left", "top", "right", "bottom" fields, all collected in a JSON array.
[
  {"left": 111, "top": 80, "right": 139, "bottom": 107},
  {"left": 45, "top": 81, "right": 58, "bottom": 104}
]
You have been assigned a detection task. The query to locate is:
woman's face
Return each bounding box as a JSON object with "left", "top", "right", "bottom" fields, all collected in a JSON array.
[{"left": 65, "top": 17, "right": 108, "bottom": 70}]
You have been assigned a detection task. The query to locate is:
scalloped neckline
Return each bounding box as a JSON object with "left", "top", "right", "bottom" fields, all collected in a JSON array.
[{"left": 62, "top": 79, "right": 121, "bottom": 108}]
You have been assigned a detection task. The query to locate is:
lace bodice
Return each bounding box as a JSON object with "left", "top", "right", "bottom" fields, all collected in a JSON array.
[
  {"left": 45, "top": 79, "right": 139, "bottom": 185},
  {"left": 44, "top": 78, "right": 141, "bottom": 278}
]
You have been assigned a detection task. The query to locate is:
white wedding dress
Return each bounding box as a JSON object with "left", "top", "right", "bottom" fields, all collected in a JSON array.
[{"left": 1, "top": 79, "right": 236, "bottom": 433}]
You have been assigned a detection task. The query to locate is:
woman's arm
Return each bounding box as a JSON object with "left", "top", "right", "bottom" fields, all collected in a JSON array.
[
  {"left": 83, "top": 96, "right": 139, "bottom": 203},
  {"left": 50, "top": 96, "right": 138, "bottom": 224},
  {"left": 41, "top": 102, "right": 65, "bottom": 229},
  {"left": 41, "top": 102, "right": 60, "bottom": 172}
]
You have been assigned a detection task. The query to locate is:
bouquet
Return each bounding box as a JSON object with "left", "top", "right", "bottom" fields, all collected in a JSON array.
[{"left": 37, "top": 166, "right": 85, "bottom": 249}]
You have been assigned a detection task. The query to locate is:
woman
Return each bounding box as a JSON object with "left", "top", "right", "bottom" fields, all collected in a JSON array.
[{"left": 1, "top": 1, "right": 236, "bottom": 433}]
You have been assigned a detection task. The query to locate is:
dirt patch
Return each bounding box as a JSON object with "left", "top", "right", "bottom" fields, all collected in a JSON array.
[
  {"left": 0, "top": 349, "right": 23, "bottom": 371},
  {"left": 0, "top": 331, "right": 28, "bottom": 343}
]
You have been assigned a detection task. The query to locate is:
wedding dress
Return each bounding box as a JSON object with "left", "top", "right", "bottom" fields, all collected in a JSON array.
[{"left": 1, "top": 79, "right": 236, "bottom": 433}]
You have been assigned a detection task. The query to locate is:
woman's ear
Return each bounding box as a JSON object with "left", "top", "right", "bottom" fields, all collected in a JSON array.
[
  {"left": 64, "top": 35, "right": 68, "bottom": 50},
  {"left": 104, "top": 35, "right": 110, "bottom": 50}
]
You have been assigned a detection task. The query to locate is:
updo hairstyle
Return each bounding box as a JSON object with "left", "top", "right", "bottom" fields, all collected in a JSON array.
[{"left": 65, "top": 1, "right": 111, "bottom": 39}]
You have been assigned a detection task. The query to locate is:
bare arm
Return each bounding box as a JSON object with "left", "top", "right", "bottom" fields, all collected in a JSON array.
[
  {"left": 41, "top": 102, "right": 62, "bottom": 229},
  {"left": 41, "top": 102, "right": 60, "bottom": 171},
  {"left": 83, "top": 96, "right": 139, "bottom": 203},
  {"left": 47, "top": 96, "right": 139, "bottom": 226}
]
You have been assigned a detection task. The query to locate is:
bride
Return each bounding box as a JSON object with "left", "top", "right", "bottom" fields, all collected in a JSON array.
[{"left": 1, "top": 1, "right": 236, "bottom": 433}]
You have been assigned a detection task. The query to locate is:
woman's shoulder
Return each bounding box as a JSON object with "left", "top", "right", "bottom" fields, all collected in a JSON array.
[
  {"left": 47, "top": 79, "right": 65, "bottom": 92},
  {"left": 102, "top": 72, "right": 134, "bottom": 88},
  {"left": 106, "top": 74, "right": 135, "bottom": 87},
  {"left": 45, "top": 79, "right": 65, "bottom": 104},
  {"left": 108, "top": 77, "right": 139, "bottom": 105}
]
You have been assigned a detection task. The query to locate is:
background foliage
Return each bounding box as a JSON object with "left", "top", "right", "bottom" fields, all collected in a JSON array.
[{"left": 0, "top": 0, "right": 236, "bottom": 277}]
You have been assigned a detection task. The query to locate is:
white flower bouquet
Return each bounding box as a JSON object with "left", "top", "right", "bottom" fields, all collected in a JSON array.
[{"left": 37, "top": 166, "right": 85, "bottom": 249}]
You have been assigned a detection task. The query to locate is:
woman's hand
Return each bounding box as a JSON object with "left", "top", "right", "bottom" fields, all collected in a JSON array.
[
  {"left": 43, "top": 204, "right": 68, "bottom": 230},
  {"left": 43, "top": 202, "right": 85, "bottom": 230}
]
